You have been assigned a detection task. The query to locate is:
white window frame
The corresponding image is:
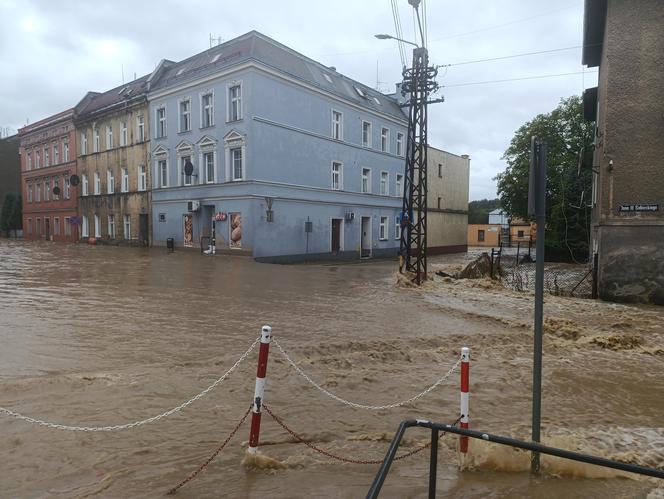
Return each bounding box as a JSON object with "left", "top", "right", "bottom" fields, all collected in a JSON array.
[
  {"left": 223, "top": 131, "right": 245, "bottom": 182},
  {"left": 35, "top": 182, "right": 41, "bottom": 202},
  {"left": 381, "top": 127, "right": 389, "bottom": 153},
  {"left": 231, "top": 147, "right": 243, "bottom": 181},
  {"left": 157, "top": 158, "right": 169, "bottom": 188},
  {"left": 44, "top": 178, "right": 50, "bottom": 201},
  {"left": 94, "top": 214, "right": 101, "bottom": 238},
  {"left": 396, "top": 173, "right": 403, "bottom": 197},
  {"left": 137, "top": 115, "right": 145, "bottom": 142},
  {"left": 396, "top": 132, "right": 404, "bottom": 157},
  {"left": 94, "top": 171, "right": 101, "bottom": 195},
  {"left": 64, "top": 217, "right": 71, "bottom": 237},
  {"left": 156, "top": 106, "right": 167, "bottom": 138},
  {"left": 63, "top": 139, "right": 69, "bottom": 162},
  {"left": 181, "top": 154, "right": 194, "bottom": 186},
  {"left": 53, "top": 143, "right": 59, "bottom": 164},
  {"left": 201, "top": 91, "right": 215, "bottom": 128},
  {"left": 81, "top": 215, "right": 88, "bottom": 237},
  {"left": 138, "top": 165, "right": 147, "bottom": 191},
  {"left": 27, "top": 152, "right": 32, "bottom": 170},
  {"left": 108, "top": 214, "right": 115, "bottom": 238},
  {"left": 362, "top": 121, "right": 372, "bottom": 148},
  {"left": 93, "top": 128, "right": 100, "bottom": 152},
  {"left": 27, "top": 181, "right": 32, "bottom": 202},
  {"left": 121, "top": 167, "right": 129, "bottom": 192},
  {"left": 331, "top": 161, "right": 343, "bottom": 190},
  {"left": 64, "top": 176, "right": 70, "bottom": 199},
  {"left": 203, "top": 151, "right": 215, "bottom": 184},
  {"left": 35, "top": 150, "right": 40, "bottom": 168},
  {"left": 179, "top": 98, "right": 191, "bottom": 133},
  {"left": 379, "top": 216, "right": 388, "bottom": 240},
  {"left": 123, "top": 214, "right": 131, "bottom": 240},
  {"left": 361, "top": 167, "right": 371, "bottom": 194},
  {"left": 82, "top": 174, "right": 88, "bottom": 196},
  {"left": 53, "top": 177, "right": 60, "bottom": 200},
  {"left": 54, "top": 217, "right": 60, "bottom": 236},
  {"left": 395, "top": 216, "right": 401, "bottom": 239},
  {"left": 44, "top": 147, "right": 49, "bottom": 167},
  {"left": 227, "top": 81, "right": 243, "bottom": 122},
  {"left": 81, "top": 133, "right": 88, "bottom": 155},
  {"left": 107, "top": 169, "right": 114, "bottom": 194},
  {"left": 106, "top": 125, "right": 113, "bottom": 150},
  {"left": 331, "top": 110, "right": 343, "bottom": 140},
  {"left": 120, "top": 121, "right": 127, "bottom": 146},
  {"left": 380, "top": 171, "right": 389, "bottom": 196}
]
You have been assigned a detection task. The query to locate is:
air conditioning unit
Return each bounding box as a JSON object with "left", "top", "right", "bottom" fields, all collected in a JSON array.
[
  {"left": 187, "top": 200, "right": 200, "bottom": 212},
  {"left": 345, "top": 212, "right": 355, "bottom": 221}
]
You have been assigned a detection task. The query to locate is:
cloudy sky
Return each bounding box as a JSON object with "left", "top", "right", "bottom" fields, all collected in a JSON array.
[{"left": 0, "top": 0, "right": 596, "bottom": 200}]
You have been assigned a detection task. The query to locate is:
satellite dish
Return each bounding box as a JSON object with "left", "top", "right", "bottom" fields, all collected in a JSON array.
[
  {"left": 184, "top": 160, "right": 194, "bottom": 176},
  {"left": 70, "top": 174, "right": 80, "bottom": 186},
  {"left": 52, "top": 186, "right": 61, "bottom": 196}
]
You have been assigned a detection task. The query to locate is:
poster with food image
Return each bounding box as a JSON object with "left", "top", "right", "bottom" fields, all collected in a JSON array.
[
  {"left": 183, "top": 214, "right": 193, "bottom": 247},
  {"left": 229, "top": 212, "right": 242, "bottom": 249}
]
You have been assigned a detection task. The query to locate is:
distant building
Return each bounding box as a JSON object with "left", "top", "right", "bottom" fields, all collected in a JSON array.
[
  {"left": 146, "top": 31, "right": 408, "bottom": 261},
  {"left": 583, "top": 0, "right": 664, "bottom": 304},
  {"left": 74, "top": 76, "right": 151, "bottom": 245},
  {"left": 0, "top": 134, "right": 20, "bottom": 218},
  {"left": 427, "top": 147, "right": 469, "bottom": 253},
  {"left": 468, "top": 224, "right": 500, "bottom": 247},
  {"left": 487, "top": 208, "right": 509, "bottom": 228},
  {"left": 19, "top": 110, "right": 79, "bottom": 242}
]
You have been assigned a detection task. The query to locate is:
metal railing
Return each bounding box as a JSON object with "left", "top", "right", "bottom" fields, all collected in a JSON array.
[{"left": 366, "top": 419, "right": 664, "bottom": 499}]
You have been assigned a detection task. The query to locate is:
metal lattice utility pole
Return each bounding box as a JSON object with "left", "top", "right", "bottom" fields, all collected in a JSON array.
[{"left": 398, "top": 46, "right": 440, "bottom": 285}]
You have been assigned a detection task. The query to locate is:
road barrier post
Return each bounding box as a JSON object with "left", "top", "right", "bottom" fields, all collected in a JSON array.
[
  {"left": 460, "top": 347, "right": 470, "bottom": 453},
  {"left": 247, "top": 325, "right": 272, "bottom": 454}
]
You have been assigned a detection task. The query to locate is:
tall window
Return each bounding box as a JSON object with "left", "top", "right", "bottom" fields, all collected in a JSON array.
[
  {"left": 94, "top": 171, "right": 100, "bottom": 194},
  {"left": 204, "top": 152, "right": 215, "bottom": 183},
  {"left": 44, "top": 178, "right": 50, "bottom": 201},
  {"left": 182, "top": 156, "right": 193, "bottom": 186},
  {"left": 331, "top": 110, "right": 343, "bottom": 140},
  {"left": 395, "top": 216, "right": 401, "bottom": 239},
  {"left": 27, "top": 218, "right": 32, "bottom": 235},
  {"left": 44, "top": 147, "right": 49, "bottom": 167},
  {"left": 231, "top": 148, "right": 243, "bottom": 181},
  {"left": 35, "top": 182, "right": 41, "bottom": 202},
  {"left": 64, "top": 176, "right": 70, "bottom": 199},
  {"left": 93, "top": 128, "right": 100, "bottom": 152},
  {"left": 379, "top": 217, "right": 388, "bottom": 240},
  {"left": 331, "top": 161, "right": 342, "bottom": 190},
  {"left": 159, "top": 159, "right": 168, "bottom": 187},
  {"left": 156, "top": 107, "right": 166, "bottom": 138},
  {"left": 123, "top": 214, "right": 131, "bottom": 240},
  {"left": 54, "top": 217, "right": 60, "bottom": 236},
  {"left": 380, "top": 171, "right": 388, "bottom": 196},
  {"left": 27, "top": 152, "right": 31, "bottom": 170},
  {"left": 179, "top": 99, "right": 191, "bottom": 132},
  {"left": 53, "top": 143, "right": 59, "bottom": 164},
  {"left": 121, "top": 167, "right": 129, "bottom": 192},
  {"left": 361, "top": 168, "right": 371, "bottom": 193},
  {"left": 362, "top": 121, "right": 372, "bottom": 148},
  {"left": 120, "top": 121, "right": 127, "bottom": 146},
  {"left": 27, "top": 182, "right": 32, "bottom": 202},
  {"left": 381, "top": 127, "right": 389, "bottom": 152},
  {"left": 63, "top": 139, "right": 69, "bottom": 161},
  {"left": 137, "top": 115, "right": 145, "bottom": 142},
  {"left": 94, "top": 214, "right": 101, "bottom": 237},
  {"left": 228, "top": 84, "right": 242, "bottom": 121},
  {"left": 478, "top": 230, "right": 485, "bottom": 242},
  {"left": 201, "top": 93, "right": 214, "bottom": 127},
  {"left": 82, "top": 174, "right": 88, "bottom": 196},
  {"left": 107, "top": 170, "right": 114, "bottom": 194},
  {"left": 438, "top": 163, "right": 442, "bottom": 177},
  {"left": 106, "top": 126, "right": 113, "bottom": 149},
  {"left": 64, "top": 217, "right": 71, "bottom": 237},
  {"left": 396, "top": 174, "right": 403, "bottom": 197},
  {"left": 53, "top": 177, "right": 60, "bottom": 200},
  {"left": 81, "top": 215, "right": 88, "bottom": 237},
  {"left": 138, "top": 165, "right": 146, "bottom": 191},
  {"left": 35, "top": 150, "right": 40, "bottom": 168},
  {"left": 108, "top": 214, "right": 116, "bottom": 238},
  {"left": 396, "top": 132, "right": 404, "bottom": 157},
  {"left": 81, "top": 133, "right": 88, "bottom": 155}
]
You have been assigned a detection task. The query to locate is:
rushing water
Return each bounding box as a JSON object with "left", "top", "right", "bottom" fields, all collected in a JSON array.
[{"left": 0, "top": 240, "right": 662, "bottom": 498}]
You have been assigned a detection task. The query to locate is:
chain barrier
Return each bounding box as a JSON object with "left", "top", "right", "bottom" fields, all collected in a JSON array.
[
  {"left": 0, "top": 338, "right": 259, "bottom": 432},
  {"left": 167, "top": 406, "right": 252, "bottom": 495},
  {"left": 263, "top": 404, "right": 429, "bottom": 464},
  {"left": 273, "top": 339, "right": 461, "bottom": 410}
]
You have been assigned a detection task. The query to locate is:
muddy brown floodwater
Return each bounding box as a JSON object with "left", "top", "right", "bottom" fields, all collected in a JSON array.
[{"left": 1, "top": 240, "right": 663, "bottom": 498}]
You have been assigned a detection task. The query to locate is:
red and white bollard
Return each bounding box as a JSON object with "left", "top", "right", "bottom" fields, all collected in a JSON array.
[
  {"left": 459, "top": 347, "right": 470, "bottom": 453},
  {"left": 247, "top": 325, "right": 272, "bottom": 455}
]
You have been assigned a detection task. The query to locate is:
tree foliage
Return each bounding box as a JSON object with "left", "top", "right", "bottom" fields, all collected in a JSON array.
[
  {"left": 468, "top": 198, "right": 501, "bottom": 224},
  {"left": 0, "top": 194, "right": 22, "bottom": 237},
  {"left": 495, "top": 96, "right": 594, "bottom": 262}
]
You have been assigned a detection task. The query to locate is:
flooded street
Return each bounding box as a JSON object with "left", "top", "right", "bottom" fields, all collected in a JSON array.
[{"left": 1, "top": 240, "right": 663, "bottom": 498}]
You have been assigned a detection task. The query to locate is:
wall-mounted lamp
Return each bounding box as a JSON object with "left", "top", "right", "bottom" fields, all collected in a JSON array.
[{"left": 608, "top": 159, "right": 614, "bottom": 172}]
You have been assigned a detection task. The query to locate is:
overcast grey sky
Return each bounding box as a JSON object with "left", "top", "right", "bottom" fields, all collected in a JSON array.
[{"left": 0, "top": 0, "right": 596, "bottom": 200}]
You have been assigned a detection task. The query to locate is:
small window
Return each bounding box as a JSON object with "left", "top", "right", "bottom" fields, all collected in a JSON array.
[
  {"left": 93, "top": 128, "right": 100, "bottom": 152},
  {"left": 396, "top": 132, "right": 404, "bottom": 157},
  {"left": 362, "top": 121, "right": 372, "bottom": 148},
  {"left": 354, "top": 86, "right": 366, "bottom": 98},
  {"left": 437, "top": 197, "right": 442, "bottom": 209},
  {"left": 121, "top": 168, "right": 129, "bottom": 192},
  {"left": 137, "top": 115, "right": 145, "bottom": 142},
  {"left": 106, "top": 125, "right": 113, "bottom": 150},
  {"left": 518, "top": 230, "right": 525, "bottom": 238},
  {"left": 82, "top": 174, "right": 88, "bottom": 196},
  {"left": 395, "top": 216, "right": 401, "bottom": 239},
  {"left": 228, "top": 84, "right": 242, "bottom": 122},
  {"left": 107, "top": 170, "right": 114, "bottom": 194},
  {"left": 204, "top": 152, "right": 215, "bottom": 183},
  {"left": 478, "top": 230, "right": 485, "bottom": 242},
  {"left": 158, "top": 159, "right": 168, "bottom": 187},
  {"left": 331, "top": 161, "right": 343, "bottom": 190},
  {"left": 64, "top": 217, "right": 71, "bottom": 237},
  {"left": 380, "top": 171, "right": 388, "bottom": 196},
  {"left": 81, "top": 133, "right": 88, "bottom": 155},
  {"left": 138, "top": 165, "right": 147, "bottom": 191},
  {"left": 201, "top": 93, "right": 214, "bottom": 128},
  {"left": 120, "top": 122, "right": 127, "bottom": 146},
  {"left": 81, "top": 215, "right": 88, "bottom": 237},
  {"left": 231, "top": 147, "right": 243, "bottom": 181},
  {"left": 323, "top": 73, "right": 333, "bottom": 83},
  {"left": 379, "top": 217, "right": 388, "bottom": 240},
  {"left": 53, "top": 217, "right": 60, "bottom": 236},
  {"left": 108, "top": 214, "right": 116, "bottom": 238},
  {"left": 331, "top": 110, "right": 343, "bottom": 140},
  {"left": 396, "top": 174, "right": 403, "bottom": 197},
  {"left": 156, "top": 107, "right": 167, "bottom": 138},
  {"left": 53, "top": 143, "right": 59, "bottom": 164},
  {"left": 124, "top": 214, "right": 131, "bottom": 239},
  {"left": 94, "top": 214, "right": 101, "bottom": 238},
  {"left": 380, "top": 127, "right": 389, "bottom": 153},
  {"left": 63, "top": 139, "right": 69, "bottom": 162},
  {"left": 179, "top": 99, "right": 191, "bottom": 132},
  {"left": 361, "top": 168, "right": 371, "bottom": 193}
]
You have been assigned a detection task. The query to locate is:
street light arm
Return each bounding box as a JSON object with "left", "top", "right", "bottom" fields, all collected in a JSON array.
[{"left": 374, "top": 34, "right": 419, "bottom": 48}]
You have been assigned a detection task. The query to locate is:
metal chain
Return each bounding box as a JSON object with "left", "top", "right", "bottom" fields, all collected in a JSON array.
[
  {"left": 167, "top": 406, "right": 252, "bottom": 495},
  {"left": 263, "top": 404, "right": 429, "bottom": 464},
  {"left": 273, "top": 339, "right": 461, "bottom": 410},
  {"left": 0, "top": 338, "right": 259, "bottom": 432}
]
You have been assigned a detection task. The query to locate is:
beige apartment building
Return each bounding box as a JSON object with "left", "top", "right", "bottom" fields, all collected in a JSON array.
[
  {"left": 74, "top": 76, "right": 151, "bottom": 245},
  {"left": 427, "top": 147, "right": 470, "bottom": 253}
]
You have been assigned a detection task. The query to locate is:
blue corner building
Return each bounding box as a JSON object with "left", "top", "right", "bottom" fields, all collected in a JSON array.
[{"left": 147, "top": 31, "right": 408, "bottom": 261}]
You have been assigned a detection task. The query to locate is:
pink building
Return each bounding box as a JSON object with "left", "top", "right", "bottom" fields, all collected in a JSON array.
[{"left": 19, "top": 110, "right": 79, "bottom": 241}]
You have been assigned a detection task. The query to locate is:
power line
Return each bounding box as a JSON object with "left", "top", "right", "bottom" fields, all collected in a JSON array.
[
  {"left": 440, "top": 45, "right": 583, "bottom": 68},
  {"left": 441, "top": 70, "right": 597, "bottom": 88}
]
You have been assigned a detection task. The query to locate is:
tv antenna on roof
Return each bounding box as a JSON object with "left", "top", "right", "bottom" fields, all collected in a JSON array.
[{"left": 209, "top": 34, "right": 223, "bottom": 48}]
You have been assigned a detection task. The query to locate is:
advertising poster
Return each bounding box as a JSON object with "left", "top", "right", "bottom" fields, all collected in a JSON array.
[
  {"left": 229, "top": 212, "right": 242, "bottom": 249},
  {"left": 183, "top": 214, "right": 193, "bottom": 247}
]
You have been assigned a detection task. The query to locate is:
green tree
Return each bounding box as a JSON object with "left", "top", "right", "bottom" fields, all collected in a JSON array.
[
  {"left": 468, "top": 198, "right": 501, "bottom": 224},
  {"left": 0, "top": 194, "right": 22, "bottom": 237},
  {"left": 495, "top": 96, "right": 594, "bottom": 262}
]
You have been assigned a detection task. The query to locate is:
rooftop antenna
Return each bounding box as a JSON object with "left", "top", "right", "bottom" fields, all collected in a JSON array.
[
  {"left": 121, "top": 64, "right": 125, "bottom": 84},
  {"left": 209, "top": 33, "right": 223, "bottom": 48}
]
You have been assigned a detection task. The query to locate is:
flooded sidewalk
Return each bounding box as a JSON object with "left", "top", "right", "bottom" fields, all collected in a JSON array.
[{"left": 0, "top": 240, "right": 662, "bottom": 498}]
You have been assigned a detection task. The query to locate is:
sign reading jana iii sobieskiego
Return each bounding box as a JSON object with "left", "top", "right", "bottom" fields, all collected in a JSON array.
[{"left": 618, "top": 203, "right": 660, "bottom": 213}]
